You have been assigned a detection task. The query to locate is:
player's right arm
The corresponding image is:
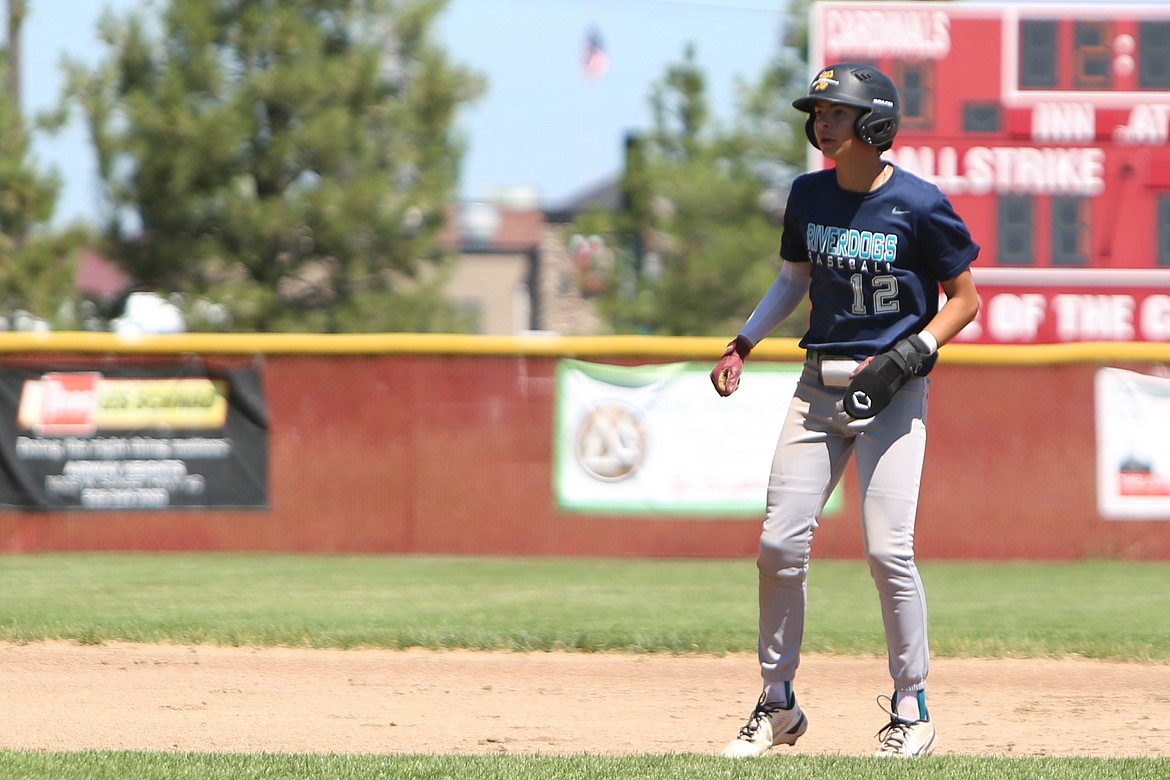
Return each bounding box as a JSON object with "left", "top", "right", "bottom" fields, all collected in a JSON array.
[
  {"left": 740, "top": 261, "right": 811, "bottom": 346},
  {"left": 711, "top": 261, "right": 811, "bottom": 397}
]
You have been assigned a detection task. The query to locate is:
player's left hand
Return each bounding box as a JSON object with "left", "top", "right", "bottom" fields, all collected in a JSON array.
[
  {"left": 711, "top": 336, "right": 752, "bottom": 397},
  {"left": 843, "top": 335, "right": 932, "bottom": 419}
]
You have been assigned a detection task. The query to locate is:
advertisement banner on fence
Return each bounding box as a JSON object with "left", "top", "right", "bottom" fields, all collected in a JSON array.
[
  {"left": 1095, "top": 367, "right": 1170, "bottom": 520},
  {"left": 0, "top": 360, "right": 268, "bottom": 510},
  {"left": 554, "top": 359, "right": 841, "bottom": 516}
]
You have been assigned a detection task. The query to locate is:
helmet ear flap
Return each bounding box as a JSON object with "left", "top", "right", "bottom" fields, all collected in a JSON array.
[
  {"left": 856, "top": 114, "right": 897, "bottom": 152},
  {"left": 855, "top": 114, "right": 875, "bottom": 146},
  {"left": 804, "top": 116, "right": 819, "bottom": 149}
]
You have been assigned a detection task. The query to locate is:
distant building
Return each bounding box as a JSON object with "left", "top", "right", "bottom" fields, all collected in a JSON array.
[
  {"left": 73, "top": 248, "right": 131, "bottom": 304},
  {"left": 438, "top": 182, "right": 617, "bottom": 336}
]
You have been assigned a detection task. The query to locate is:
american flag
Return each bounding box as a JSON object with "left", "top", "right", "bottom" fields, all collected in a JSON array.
[{"left": 584, "top": 27, "right": 608, "bottom": 78}]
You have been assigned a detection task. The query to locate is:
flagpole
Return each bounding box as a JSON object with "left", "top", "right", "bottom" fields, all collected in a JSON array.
[
  {"left": 583, "top": 20, "right": 608, "bottom": 191},
  {"left": 587, "top": 69, "right": 598, "bottom": 189}
]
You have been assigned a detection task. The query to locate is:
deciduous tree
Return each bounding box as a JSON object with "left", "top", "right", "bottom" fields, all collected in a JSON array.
[{"left": 576, "top": 0, "right": 813, "bottom": 338}]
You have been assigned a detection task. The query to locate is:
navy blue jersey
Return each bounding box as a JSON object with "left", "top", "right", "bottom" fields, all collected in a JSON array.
[{"left": 780, "top": 165, "right": 979, "bottom": 363}]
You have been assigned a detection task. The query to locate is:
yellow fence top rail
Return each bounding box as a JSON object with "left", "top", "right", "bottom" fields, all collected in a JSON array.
[{"left": 0, "top": 331, "right": 1167, "bottom": 364}]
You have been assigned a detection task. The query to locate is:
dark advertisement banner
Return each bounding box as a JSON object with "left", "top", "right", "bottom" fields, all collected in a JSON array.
[{"left": 0, "top": 359, "right": 268, "bottom": 510}]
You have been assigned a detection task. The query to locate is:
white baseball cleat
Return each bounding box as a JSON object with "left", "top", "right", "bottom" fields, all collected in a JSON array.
[
  {"left": 721, "top": 692, "right": 808, "bottom": 758},
  {"left": 875, "top": 714, "right": 936, "bottom": 757}
]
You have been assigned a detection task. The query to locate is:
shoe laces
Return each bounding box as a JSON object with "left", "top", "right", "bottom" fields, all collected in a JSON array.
[
  {"left": 738, "top": 692, "right": 785, "bottom": 740},
  {"left": 876, "top": 718, "right": 915, "bottom": 753},
  {"left": 874, "top": 694, "right": 917, "bottom": 754}
]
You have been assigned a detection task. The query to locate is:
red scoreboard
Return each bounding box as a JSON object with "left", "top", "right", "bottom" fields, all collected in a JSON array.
[{"left": 808, "top": 2, "right": 1170, "bottom": 343}]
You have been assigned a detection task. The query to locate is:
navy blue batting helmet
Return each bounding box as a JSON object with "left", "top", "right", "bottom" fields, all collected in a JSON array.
[{"left": 792, "top": 63, "right": 900, "bottom": 152}]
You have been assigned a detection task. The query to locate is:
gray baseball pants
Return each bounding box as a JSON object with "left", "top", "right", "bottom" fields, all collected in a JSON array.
[{"left": 756, "top": 362, "right": 930, "bottom": 695}]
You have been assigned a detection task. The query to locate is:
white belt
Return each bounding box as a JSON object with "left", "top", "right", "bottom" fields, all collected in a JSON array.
[{"left": 807, "top": 351, "right": 861, "bottom": 389}]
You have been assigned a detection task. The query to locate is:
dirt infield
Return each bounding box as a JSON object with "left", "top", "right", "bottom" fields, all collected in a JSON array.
[{"left": 3, "top": 642, "right": 1169, "bottom": 757}]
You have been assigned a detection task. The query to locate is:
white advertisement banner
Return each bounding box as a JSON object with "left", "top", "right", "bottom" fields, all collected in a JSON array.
[
  {"left": 1095, "top": 367, "right": 1170, "bottom": 520},
  {"left": 553, "top": 360, "right": 841, "bottom": 516}
]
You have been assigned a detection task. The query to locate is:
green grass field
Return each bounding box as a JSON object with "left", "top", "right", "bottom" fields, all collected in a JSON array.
[
  {"left": 0, "top": 753, "right": 1166, "bottom": 780},
  {"left": 1, "top": 553, "right": 1168, "bottom": 779}
]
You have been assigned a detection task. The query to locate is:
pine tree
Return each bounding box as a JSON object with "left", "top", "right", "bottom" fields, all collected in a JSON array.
[{"left": 64, "top": 0, "right": 484, "bottom": 332}]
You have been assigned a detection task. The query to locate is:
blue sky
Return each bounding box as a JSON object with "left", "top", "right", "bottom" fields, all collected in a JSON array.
[
  {"left": 19, "top": 0, "right": 1164, "bottom": 226},
  {"left": 434, "top": 0, "right": 786, "bottom": 207}
]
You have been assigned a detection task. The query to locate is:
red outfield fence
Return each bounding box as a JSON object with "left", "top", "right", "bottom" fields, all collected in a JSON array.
[{"left": 1, "top": 333, "right": 1168, "bottom": 560}]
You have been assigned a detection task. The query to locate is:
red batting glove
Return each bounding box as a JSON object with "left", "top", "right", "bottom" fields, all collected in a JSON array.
[{"left": 710, "top": 335, "right": 752, "bottom": 397}]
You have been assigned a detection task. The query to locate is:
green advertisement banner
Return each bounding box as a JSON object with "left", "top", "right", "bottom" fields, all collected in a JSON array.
[{"left": 554, "top": 359, "right": 841, "bottom": 516}]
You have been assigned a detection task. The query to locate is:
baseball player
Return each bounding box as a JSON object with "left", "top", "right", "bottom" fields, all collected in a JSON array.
[{"left": 711, "top": 62, "right": 980, "bottom": 758}]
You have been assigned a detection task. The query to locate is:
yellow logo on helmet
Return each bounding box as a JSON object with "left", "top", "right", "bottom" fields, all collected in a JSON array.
[{"left": 811, "top": 68, "right": 837, "bottom": 92}]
